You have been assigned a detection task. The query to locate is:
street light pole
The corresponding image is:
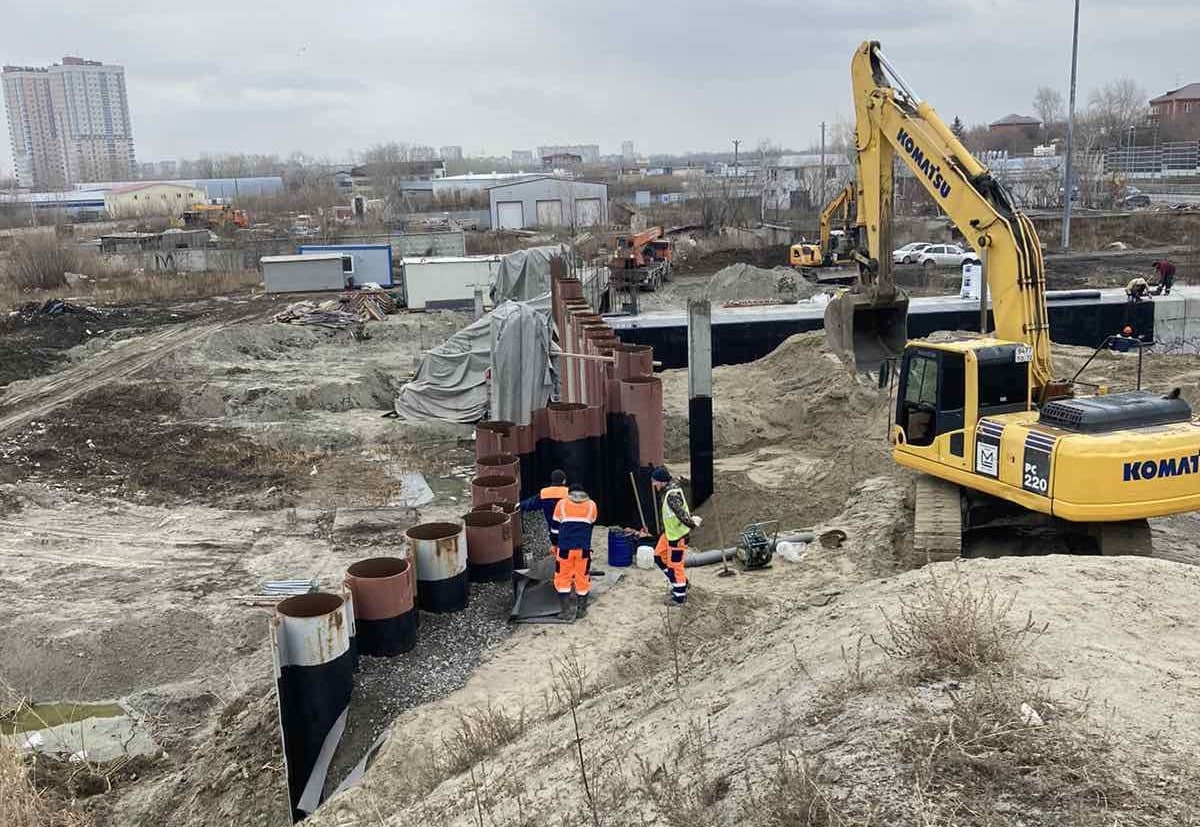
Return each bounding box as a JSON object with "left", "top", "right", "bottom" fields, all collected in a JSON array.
[{"left": 1061, "top": 0, "right": 1081, "bottom": 249}]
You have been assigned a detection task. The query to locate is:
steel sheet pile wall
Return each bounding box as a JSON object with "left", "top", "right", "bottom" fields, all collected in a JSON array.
[{"left": 473, "top": 272, "right": 662, "bottom": 532}]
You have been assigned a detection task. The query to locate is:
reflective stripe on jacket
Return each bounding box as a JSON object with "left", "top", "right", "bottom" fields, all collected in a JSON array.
[{"left": 553, "top": 496, "right": 597, "bottom": 552}]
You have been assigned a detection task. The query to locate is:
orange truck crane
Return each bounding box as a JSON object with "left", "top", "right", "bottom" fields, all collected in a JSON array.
[
  {"left": 609, "top": 226, "right": 673, "bottom": 291},
  {"left": 182, "top": 204, "right": 250, "bottom": 231}
]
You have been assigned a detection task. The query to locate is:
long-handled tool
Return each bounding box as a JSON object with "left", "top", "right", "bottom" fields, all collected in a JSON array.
[
  {"left": 710, "top": 488, "right": 737, "bottom": 578},
  {"left": 629, "top": 471, "right": 648, "bottom": 534}
]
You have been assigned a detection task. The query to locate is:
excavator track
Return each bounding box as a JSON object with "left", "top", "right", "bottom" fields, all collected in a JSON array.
[
  {"left": 912, "top": 475, "right": 962, "bottom": 566},
  {"left": 1090, "top": 520, "right": 1154, "bottom": 557}
]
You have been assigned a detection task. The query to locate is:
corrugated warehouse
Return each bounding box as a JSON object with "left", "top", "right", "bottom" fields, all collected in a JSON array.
[{"left": 488, "top": 176, "right": 608, "bottom": 230}]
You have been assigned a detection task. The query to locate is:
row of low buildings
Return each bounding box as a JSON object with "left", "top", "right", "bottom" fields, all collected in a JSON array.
[{"left": 0, "top": 176, "right": 284, "bottom": 220}]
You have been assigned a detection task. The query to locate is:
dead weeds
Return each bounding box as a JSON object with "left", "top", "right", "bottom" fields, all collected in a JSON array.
[{"left": 874, "top": 566, "right": 1045, "bottom": 681}]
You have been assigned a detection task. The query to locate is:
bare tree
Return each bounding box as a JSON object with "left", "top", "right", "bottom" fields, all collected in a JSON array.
[
  {"left": 1087, "top": 78, "right": 1149, "bottom": 145},
  {"left": 1032, "top": 87, "right": 1066, "bottom": 128},
  {"left": 361, "top": 142, "right": 412, "bottom": 164}
]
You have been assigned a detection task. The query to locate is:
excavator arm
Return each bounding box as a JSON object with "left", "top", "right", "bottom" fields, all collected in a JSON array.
[
  {"left": 817, "top": 183, "right": 855, "bottom": 254},
  {"left": 829, "top": 41, "right": 1054, "bottom": 395}
]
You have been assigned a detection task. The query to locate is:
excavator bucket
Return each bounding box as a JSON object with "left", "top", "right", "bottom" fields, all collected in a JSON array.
[{"left": 824, "top": 290, "right": 910, "bottom": 371}]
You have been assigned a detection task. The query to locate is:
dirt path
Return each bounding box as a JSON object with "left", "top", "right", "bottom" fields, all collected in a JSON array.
[{"left": 0, "top": 307, "right": 268, "bottom": 436}]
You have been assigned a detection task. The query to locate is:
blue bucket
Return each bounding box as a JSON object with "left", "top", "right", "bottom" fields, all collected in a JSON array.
[{"left": 607, "top": 528, "right": 634, "bottom": 567}]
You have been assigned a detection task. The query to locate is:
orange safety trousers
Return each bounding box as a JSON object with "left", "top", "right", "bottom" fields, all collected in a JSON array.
[
  {"left": 554, "top": 548, "right": 591, "bottom": 596},
  {"left": 654, "top": 534, "right": 688, "bottom": 603}
]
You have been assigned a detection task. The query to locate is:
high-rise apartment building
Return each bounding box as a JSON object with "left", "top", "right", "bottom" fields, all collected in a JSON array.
[{"left": 3, "top": 56, "right": 135, "bottom": 189}]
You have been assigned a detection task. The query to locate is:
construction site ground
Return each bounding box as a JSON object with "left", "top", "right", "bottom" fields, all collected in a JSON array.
[{"left": 1, "top": 239, "right": 1199, "bottom": 825}]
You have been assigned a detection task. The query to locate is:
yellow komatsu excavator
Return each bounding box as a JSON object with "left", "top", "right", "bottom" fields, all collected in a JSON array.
[
  {"left": 789, "top": 183, "right": 857, "bottom": 269},
  {"left": 827, "top": 41, "right": 1200, "bottom": 557}
]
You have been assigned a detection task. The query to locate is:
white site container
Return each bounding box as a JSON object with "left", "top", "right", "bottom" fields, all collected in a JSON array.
[{"left": 401, "top": 255, "right": 502, "bottom": 310}]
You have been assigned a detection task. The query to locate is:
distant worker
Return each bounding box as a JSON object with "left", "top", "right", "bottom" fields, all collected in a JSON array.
[
  {"left": 650, "top": 467, "right": 701, "bottom": 605},
  {"left": 552, "top": 484, "right": 598, "bottom": 619},
  {"left": 519, "top": 469, "right": 568, "bottom": 553},
  {"left": 1112, "top": 325, "right": 1139, "bottom": 352},
  {"left": 1152, "top": 259, "right": 1177, "bottom": 296},
  {"left": 1126, "top": 276, "right": 1150, "bottom": 303}
]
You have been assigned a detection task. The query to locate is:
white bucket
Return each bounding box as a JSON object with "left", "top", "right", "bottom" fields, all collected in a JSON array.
[{"left": 636, "top": 545, "right": 656, "bottom": 569}]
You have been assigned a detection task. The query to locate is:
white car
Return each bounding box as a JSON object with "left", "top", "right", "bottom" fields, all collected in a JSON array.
[
  {"left": 892, "top": 242, "right": 931, "bottom": 264},
  {"left": 918, "top": 243, "right": 981, "bottom": 269}
]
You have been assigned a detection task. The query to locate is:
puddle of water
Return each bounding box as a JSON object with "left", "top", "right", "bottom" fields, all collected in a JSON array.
[{"left": 0, "top": 702, "right": 126, "bottom": 735}]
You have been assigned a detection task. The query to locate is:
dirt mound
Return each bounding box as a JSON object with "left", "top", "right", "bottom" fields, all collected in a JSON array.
[
  {"left": 0, "top": 383, "right": 316, "bottom": 507},
  {"left": 133, "top": 688, "right": 289, "bottom": 827},
  {"left": 661, "top": 332, "right": 899, "bottom": 528},
  {"left": 703, "top": 263, "right": 824, "bottom": 304},
  {"left": 306, "top": 553, "right": 1200, "bottom": 827}
]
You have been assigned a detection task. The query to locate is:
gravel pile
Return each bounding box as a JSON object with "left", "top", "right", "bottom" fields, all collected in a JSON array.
[{"left": 324, "top": 513, "right": 552, "bottom": 794}]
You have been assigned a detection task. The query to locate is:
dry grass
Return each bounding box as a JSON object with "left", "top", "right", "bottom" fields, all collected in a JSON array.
[
  {"left": 900, "top": 674, "right": 1200, "bottom": 825},
  {"left": 6, "top": 235, "right": 79, "bottom": 290},
  {"left": 1, "top": 260, "right": 262, "bottom": 311},
  {"left": 431, "top": 704, "right": 528, "bottom": 782},
  {"left": 874, "top": 566, "right": 1045, "bottom": 680},
  {"left": 739, "top": 745, "right": 867, "bottom": 827},
  {"left": 0, "top": 740, "right": 93, "bottom": 827}
]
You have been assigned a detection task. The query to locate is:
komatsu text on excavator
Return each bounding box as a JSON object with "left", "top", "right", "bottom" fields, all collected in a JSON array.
[{"left": 828, "top": 41, "right": 1200, "bottom": 558}]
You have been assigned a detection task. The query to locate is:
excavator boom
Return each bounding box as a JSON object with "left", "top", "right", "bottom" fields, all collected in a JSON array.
[{"left": 828, "top": 41, "right": 1053, "bottom": 395}]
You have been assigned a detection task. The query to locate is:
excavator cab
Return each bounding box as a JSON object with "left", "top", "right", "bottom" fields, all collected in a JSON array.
[{"left": 824, "top": 287, "right": 909, "bottom": 370}]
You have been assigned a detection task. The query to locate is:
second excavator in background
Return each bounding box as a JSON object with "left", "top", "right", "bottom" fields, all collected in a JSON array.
[
  {"left": 789, "top": 182, "right": 858, "bottom": 280},
  {"left": 828, "top": 40, "right": 1200, "bottom": 559}
]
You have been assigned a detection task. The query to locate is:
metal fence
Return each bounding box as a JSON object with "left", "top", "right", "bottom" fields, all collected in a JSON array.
[{"left": 1104, "top": 140, "right": 1200, "bottom": 177}]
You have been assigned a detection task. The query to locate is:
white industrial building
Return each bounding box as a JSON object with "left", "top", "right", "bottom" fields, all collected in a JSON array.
[{"left": 487, "top": 176, "right": 608, "bottom": 230}]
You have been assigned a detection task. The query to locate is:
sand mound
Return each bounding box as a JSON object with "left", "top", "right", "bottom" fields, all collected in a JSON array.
[
  {"left": 704, "top": 263, "right": 824, "bottom": 304},
  {"left": 661, "top": 332, "right": 899, "bottom": 529}
]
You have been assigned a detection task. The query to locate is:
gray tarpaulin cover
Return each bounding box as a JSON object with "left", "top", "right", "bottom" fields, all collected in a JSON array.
[
  {"left": 393, "top": 296, "right": 555, "bottom": 425},
  {"left": 492, "top": 245, "right": 567, "bottom": 303}
]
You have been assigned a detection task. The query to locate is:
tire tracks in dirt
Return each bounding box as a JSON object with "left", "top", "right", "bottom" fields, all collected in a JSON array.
[{"left": 0, "top": 308, "right": 267, "bottom": 437}]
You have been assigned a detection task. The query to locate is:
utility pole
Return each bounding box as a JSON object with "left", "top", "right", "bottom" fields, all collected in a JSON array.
[
  {"left": 732, "top": 139, "right": 740, "bottom": 179},
  {"left": 1061, "top": 0, "right": 1081, "bottom": 249},
  {"left": 819, "top": 121, "right": 828, "bottom": 207}
]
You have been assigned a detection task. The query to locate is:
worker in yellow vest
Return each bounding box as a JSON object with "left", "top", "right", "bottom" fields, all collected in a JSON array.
[{"left": 650, "top": 466, "right": 701, "bottom": 605}]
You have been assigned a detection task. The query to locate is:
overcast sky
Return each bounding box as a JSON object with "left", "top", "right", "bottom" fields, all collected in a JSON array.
[{"left": 3, "top": 0, "right": 1198, "bottom": 176}]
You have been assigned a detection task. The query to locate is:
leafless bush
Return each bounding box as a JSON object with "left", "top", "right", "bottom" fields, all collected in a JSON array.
[
  {"left": 1, "top": 727, "right": 94, "bottom": 827},
  {"left": 433, "top": 704, "right": 527, "bottom": 780},
  {"left": 739, "top": 742, "right": 862, "bottom": 827},
  {"left": 898, "top": 674, "right": 1199, "bottom": 823},
  {"left": 636, "top": 719, "right": 727, "bottom": 827},
  {"left": 874, "top": 567, "right": 1045, "bottom": 680},
  {"left": 6, "top": 235, "right": 80, "bottom": 290},
  {"left": 547, "top": 647, "right": 590, "bottom": 714}
]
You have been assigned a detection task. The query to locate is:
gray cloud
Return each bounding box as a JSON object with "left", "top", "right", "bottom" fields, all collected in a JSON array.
[{"left": 3, "top": 0, "right": 1197, "bottom": 175}]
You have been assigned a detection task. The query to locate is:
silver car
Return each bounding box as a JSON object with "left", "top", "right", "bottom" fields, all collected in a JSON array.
[{"left": 892, "top": 242, "right": 931, "bottom": 264}]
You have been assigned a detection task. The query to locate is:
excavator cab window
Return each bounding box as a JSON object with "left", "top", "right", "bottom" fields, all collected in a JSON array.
[{"left": 897, "top": 349, "right": 965, "bottom": 447}]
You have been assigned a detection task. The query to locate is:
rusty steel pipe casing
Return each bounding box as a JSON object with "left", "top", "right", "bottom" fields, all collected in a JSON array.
[
  {"left": 405, "top": 522, "right": 469, "bottom": 613},
  {"left": 475, "top": 420, "right": 516, "bottom": 459},
  {"left": 476, "top": 453, "right": 521, "bottom": 489},
  {"left": 619, "top": 375, "right": 665, "bottom": 467},
  {"left": 343, "top": 557, "right": 417, "bottom": 657},
  {"left": 471, "top": 474, "right": 520, "bottom": 507},
  {"left": 271, "top": 591, "right": 355, "bottom": 821},
  {"left": 462, "top": 510, "right": 515, "bottom": 582},
  {"left": 613, "top": 343, "right": 654, "bottom": 380}
]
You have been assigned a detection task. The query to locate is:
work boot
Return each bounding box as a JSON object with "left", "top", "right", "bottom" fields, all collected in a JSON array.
[
  {"left": 576, "top": 594, "right": 589, "bottom": 618},
  {"left": 556, "top": 594, "right": 572, "bottom": 621}
]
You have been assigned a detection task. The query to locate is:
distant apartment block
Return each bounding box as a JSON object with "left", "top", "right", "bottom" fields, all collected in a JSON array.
[
  {"left": 537, "top": 144, "right": 600, "bottom": 164},
  {"left": 3, "top": 56, "right": 135, "bottom": 189},
  {"left": 621, "top": 140, "right": 635, "bottom": 161},
  {"left": 439, "top": 145, "right": 463, "bottom": 162},
  {"left": 511, "top": 149, "right": 534, "bottom": 165}
]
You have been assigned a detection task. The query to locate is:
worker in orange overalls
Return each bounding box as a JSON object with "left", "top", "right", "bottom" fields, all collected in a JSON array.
[
  {"left": 651, "top": 466, "right": 701, "bottom": 605},
  {"left": 552, "top": 484, "right": 598, "bottom": 619},
  {"left": 519, "top": 469, "right": 568, "bottom": 552}
]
